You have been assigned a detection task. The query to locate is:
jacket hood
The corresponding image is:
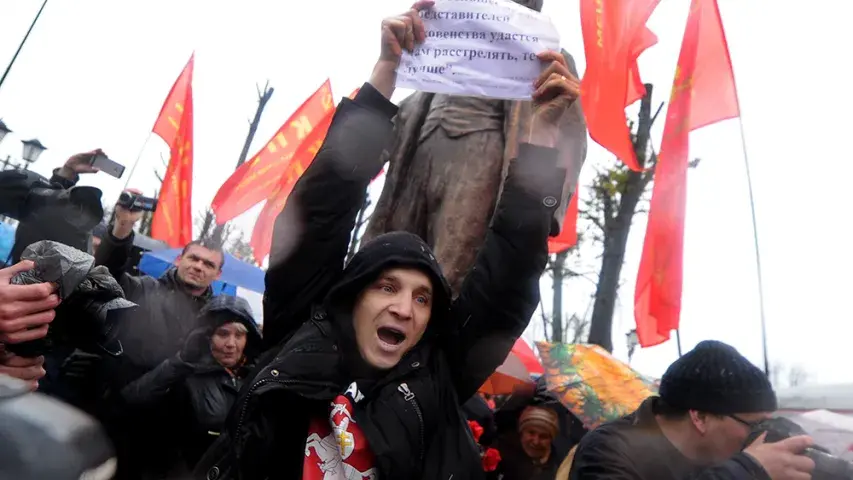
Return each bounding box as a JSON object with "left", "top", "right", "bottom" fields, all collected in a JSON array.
[
  {"left": 325, "top": 232, "right": 452, "bottom": 337},
  {"left": 199, "top": 295, "right": 263, "bottom": 363}
]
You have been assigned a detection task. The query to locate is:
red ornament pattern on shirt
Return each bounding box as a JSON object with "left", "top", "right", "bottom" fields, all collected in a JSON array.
[{"left": 303, "top": 383, "right": 377, "bottom": 479}]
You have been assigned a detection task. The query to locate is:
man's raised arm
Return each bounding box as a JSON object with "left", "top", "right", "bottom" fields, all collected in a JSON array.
[
  {"left": 262, "top": 1, "right": 436, "bottom": 349},
  {"left": 445, "top": 51, "right": 584, "bottom": 400},
  {"left": 262, "top": 83, "right": 398, "bottom": 349}
]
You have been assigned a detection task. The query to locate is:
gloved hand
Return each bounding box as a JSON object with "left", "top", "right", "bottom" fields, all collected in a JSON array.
[
  {"left": 177, "top": 327, "right": 212, "bottom": 365},
  {"left": 60, "top": 350, "right": 102, "bottom": 380}
]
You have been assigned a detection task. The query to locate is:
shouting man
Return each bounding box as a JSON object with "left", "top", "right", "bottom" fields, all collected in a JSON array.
[{"left": 195, "top": 1, "right": 583, "bottom": 479}]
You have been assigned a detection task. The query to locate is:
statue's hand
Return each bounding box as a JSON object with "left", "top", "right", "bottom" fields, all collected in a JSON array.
[{"left": 530, "top": 51, "right": 580, "bottom": 138}]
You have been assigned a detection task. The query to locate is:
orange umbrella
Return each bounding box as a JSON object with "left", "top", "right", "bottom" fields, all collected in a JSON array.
[{"left": 479, "top": 339, "right": 543, "bottom": 395}]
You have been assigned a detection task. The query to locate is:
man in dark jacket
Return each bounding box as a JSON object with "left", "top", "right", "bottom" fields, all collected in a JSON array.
[
  {"left": 95, "top": 221, "right": 223, "bottom": 386},
  {"left": 568, "top": 341, "right": 815, "bottom": 480},
  {"left": 194, "top": 2, "right": 581, "bottom": 479},
  {"left": 121, "top": 295, "right": 262, "bottom": 476},
  {"left": 90, "top": 209, "right": 224, "bottom": 479}
]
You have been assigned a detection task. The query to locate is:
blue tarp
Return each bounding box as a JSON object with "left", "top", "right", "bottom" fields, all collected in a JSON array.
[
  {"left": 0, "top": 222, "right": 15, "bottom": 266},
  {"left": 138, "top": 248, "right": 265, "bottom": 296}
]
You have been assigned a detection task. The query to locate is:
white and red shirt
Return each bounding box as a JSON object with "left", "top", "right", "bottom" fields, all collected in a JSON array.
[{"left": 303, "top": 382, "right": 378, "bottom": 480}]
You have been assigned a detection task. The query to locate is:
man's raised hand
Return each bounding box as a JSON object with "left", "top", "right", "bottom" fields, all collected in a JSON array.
[
  {"left": 379, "top": 0, "right": 433, "bottom": 65},
  {"left": 372, "top": 0, "right": 434, "bottom": 99},
  {"left": 0, "top": 261, "right": 58, "bottom": 344},
  {"left": 57, "top": 149, "right": 105, "bottom": 180}
]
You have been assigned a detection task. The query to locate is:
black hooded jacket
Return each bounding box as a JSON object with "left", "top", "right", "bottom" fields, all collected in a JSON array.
[
  {"left": 194, "top": 82, "right": 566, "bottom": 480},
  {"left": 120, "top": 295, "right": 262, "bottom": 471}
]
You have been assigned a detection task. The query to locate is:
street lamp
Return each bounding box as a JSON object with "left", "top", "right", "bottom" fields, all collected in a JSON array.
[
  {"left": 0, "top": 119, "right": 10, "bottom": 145},
  {"left": 20, "top": 138, "right": 46, "bottom": 167}
]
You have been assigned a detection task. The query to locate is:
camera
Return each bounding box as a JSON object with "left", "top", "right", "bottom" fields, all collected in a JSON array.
[
  {"left": 116, "top": 191, "right": 157, "bottom": 212},
  {"left": 746, "top": 417, "right": 853, "bottom": 480}
]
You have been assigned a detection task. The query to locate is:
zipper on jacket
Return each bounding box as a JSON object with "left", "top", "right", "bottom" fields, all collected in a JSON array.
[
  {"left": 235, "top": 377, "right": 289, "bottom": 449},
  {"left": 397, "top": 383, "right": 425, "bottom": 463},
  {"left": 233, "top": 374, "right": 337, "bottom": 450}
]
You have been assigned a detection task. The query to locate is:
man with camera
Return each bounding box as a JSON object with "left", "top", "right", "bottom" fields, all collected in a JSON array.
[
  {"left": 568, "top": 340, "right": 815, "bottom": 480},
  {"left": 92, "top": 190, "right": 223, "bottom": 385},
  {"left": 85, "top": 191, "right": 224, "bottom": 478}
]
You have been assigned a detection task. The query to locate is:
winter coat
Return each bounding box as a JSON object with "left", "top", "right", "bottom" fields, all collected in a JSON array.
[
  {"left": 119, "top": 296, "right": 262, "bottom": 472},
  {"left": 90, "top": 237, "right": 213, "bottom": 479},
  {"left": 193, "top": 82, "right": 566, "bottom": 480},
  {"left": 568, "top": 397, "right": 771, "bottom": 480},
  {"left": 95, "top": 235, "right": 213, "bottom": 388}
]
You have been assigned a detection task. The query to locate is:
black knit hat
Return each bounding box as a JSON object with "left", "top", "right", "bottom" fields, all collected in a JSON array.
[{"left": 659, "top": 340, "right": 777, "bottom": 414}]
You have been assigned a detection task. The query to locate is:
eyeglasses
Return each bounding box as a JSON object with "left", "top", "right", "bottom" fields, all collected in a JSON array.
[{"left": 728, "top": 415, "right": 760, "bottom": 430}]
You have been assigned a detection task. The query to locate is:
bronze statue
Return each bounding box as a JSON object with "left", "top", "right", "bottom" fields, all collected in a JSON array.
[{"left": 364, "top": 0, "right": 588, "bottom": 294}]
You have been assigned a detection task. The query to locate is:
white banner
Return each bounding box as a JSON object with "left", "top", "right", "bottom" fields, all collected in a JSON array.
[{"left": 396, "top": 0, "right": 560, "bottom": 100}]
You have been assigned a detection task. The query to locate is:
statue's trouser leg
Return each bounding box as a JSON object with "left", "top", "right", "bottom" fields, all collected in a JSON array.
[
  {"left": 424, "top": 128, "right": 505, "bottom": 296},
  {"left": 362, "top": 151, "right": 430, "bottom": 245}
]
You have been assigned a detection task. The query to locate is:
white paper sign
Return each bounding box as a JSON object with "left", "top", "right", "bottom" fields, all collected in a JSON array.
[{"left": 396, "top": 0, "right": 560, "bottom": 100}]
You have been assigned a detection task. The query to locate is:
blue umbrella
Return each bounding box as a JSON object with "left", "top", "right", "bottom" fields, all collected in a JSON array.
[{"left": 138, "top": 248, "right": 265, "bottom": 296}]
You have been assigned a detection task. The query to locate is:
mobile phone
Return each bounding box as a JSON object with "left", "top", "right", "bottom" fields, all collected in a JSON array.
[{"left": 90, "top": 153, "right": 126, "bottom": 179}]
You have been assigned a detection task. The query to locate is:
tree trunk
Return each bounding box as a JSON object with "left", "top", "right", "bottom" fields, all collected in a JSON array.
[
  {"left": 550, "top": 251, "right": 568, "bottom": 342},
  {"left": 210, "top": 83, "right": 275, "bottom": 247},
  {"left": 587, "top": 85, "right": 655, "bottom": 352}
]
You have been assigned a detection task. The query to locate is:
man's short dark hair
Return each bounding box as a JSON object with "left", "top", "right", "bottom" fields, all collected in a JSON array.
[{"left": 182, "top": 240, "right": 225, "bottom": 270}]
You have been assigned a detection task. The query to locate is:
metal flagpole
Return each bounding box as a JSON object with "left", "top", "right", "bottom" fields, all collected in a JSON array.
[
  {"left": 0, "top": 0, "right": 49, "bottom": 94},
  {"left": 737, "top": 115, "right": 770, "bottom": 377},
  {"left": 675, "top": 329, "right": 683, "bottom": 357},
  {"left": 122, "top": 132, "right": 154, "bottom": 191}
]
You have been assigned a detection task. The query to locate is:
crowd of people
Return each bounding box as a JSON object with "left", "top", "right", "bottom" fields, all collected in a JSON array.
[{"left": 0, "top": 2, "right": 830, "bottom": 479}]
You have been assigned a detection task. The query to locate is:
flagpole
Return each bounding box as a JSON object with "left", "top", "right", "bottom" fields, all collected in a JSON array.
[
  {"left": 0, "top": 0, "right": 48, "bottom": 94},
  {"left": 122, "top": 132, "right": 154, "bottom": 191},
  {"left": 675, "top": 329, "right": 683, "bottom": 357},
  {"left": 736, "top": 115, "right": 770, "bottom": 377}
]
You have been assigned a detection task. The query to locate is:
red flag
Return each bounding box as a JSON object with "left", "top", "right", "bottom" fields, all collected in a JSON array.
[
  {"left": 250, "top": 89, "right": 360, "bottom": 263},
  {"left": 211, "top": 80, "right": 334, "bottom": 223},
  {"left": 626, "top": 28, "right": 659, "bottom": 106},
  {"left": 548, "top": 192, "right": 579, "bottom": 254},
  {"left": 633, "top": 0, "right": 740, "bottom": 347},
  {"left": 580, "top": 0, "right": 660, "bottom": 172},
  {"left": 151, "top": 55, "right": 195, "bottom": 247}
]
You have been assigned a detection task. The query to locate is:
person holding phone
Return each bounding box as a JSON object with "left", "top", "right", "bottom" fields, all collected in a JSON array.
[{"left": 0, "top": 148, "right": 109, "bottom": 264}]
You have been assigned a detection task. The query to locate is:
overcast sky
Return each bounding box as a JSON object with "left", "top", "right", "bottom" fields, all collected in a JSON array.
[{"left": 1, "top": 0, "right": 850, "bottom": 387}]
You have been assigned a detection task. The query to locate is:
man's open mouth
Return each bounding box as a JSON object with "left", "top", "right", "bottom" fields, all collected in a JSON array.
[{"left": 377, "top": 326, "right": 406, "bottom": 346}]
